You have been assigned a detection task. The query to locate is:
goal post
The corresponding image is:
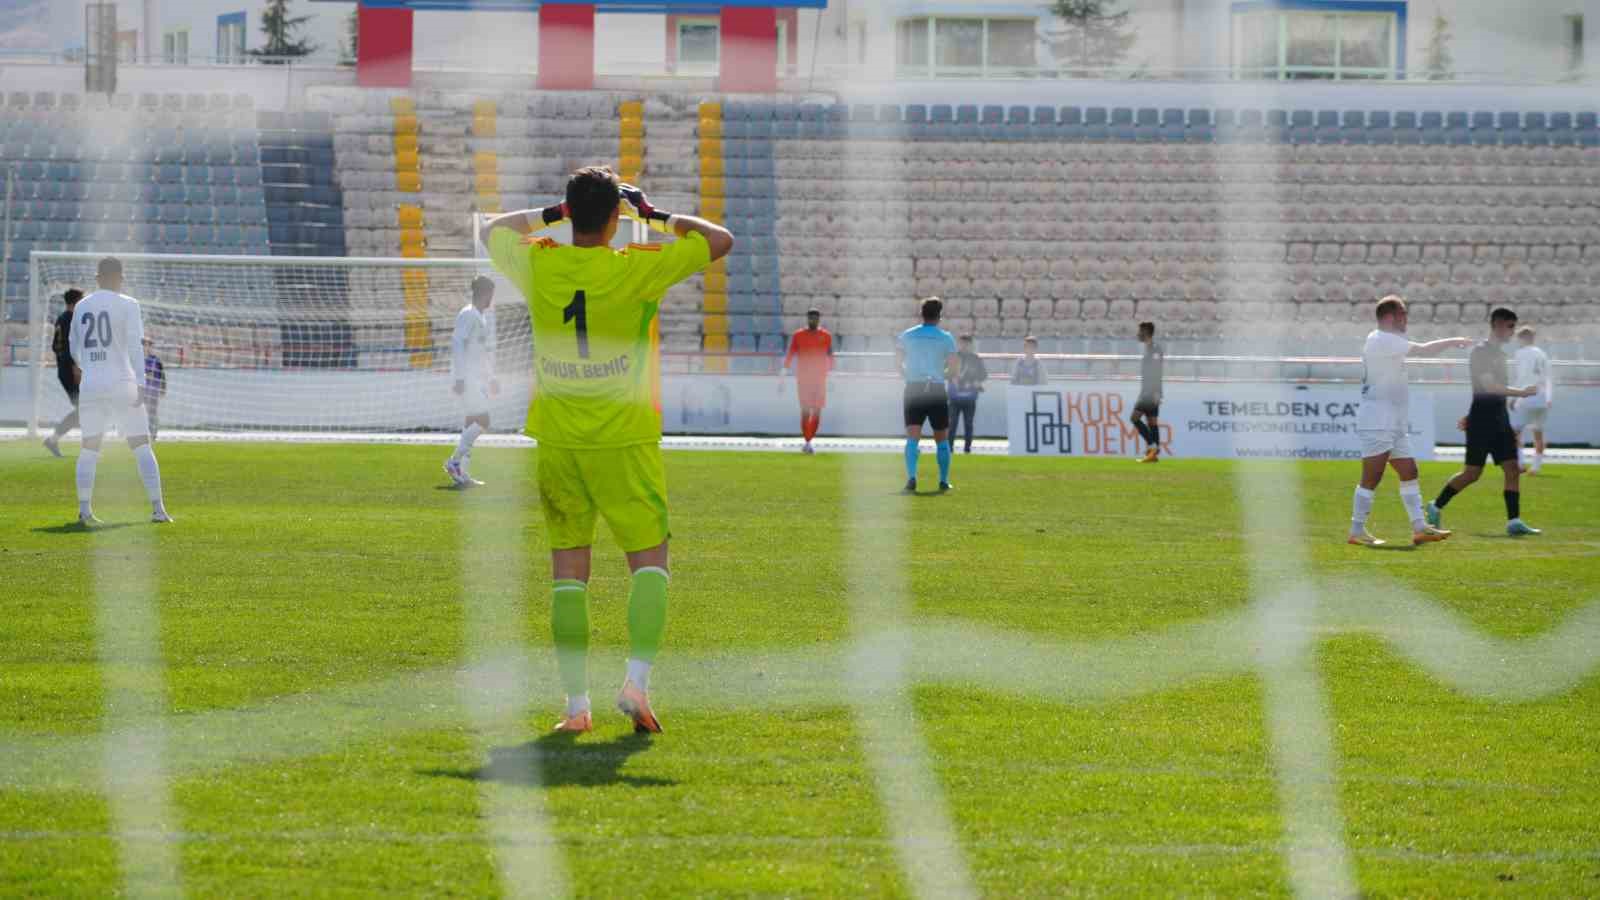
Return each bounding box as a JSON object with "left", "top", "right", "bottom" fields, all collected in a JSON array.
[{"left": 26, "top": 250, "right": 532, "bottom": 435}]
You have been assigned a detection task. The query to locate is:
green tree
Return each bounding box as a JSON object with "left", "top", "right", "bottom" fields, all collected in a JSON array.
[
  {"left": 341, "top": 8, "right": 358, "bottom": 65},
  {"left": 1046, "top": 0, "right": 1138, "bottom": 74},
  {"left": 250, "top": 0, "right": 317, "bottom": 63},
  {"left": 1422, "top": 13, "right": 1453, "bottom": 81}
]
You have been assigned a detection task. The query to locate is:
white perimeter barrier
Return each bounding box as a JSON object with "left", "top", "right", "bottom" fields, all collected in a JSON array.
[{"left": 4, "top": 367, "right": 1598, "bottom": 449}]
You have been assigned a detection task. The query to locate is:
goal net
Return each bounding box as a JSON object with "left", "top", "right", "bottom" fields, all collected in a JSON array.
[{"left": 27, "top": 251, "right": 530, "bottom": 434}]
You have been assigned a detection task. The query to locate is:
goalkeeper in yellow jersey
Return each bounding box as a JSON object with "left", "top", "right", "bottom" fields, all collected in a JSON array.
[{"left": 486, "top": 166, "right": 733, "bottom": 735}]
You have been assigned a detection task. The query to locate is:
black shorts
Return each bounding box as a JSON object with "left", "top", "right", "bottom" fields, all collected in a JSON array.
[
  {"left": 904, "top": 383, "right": 950, "bottom": 431},
  {"left": 1134, "top": 396, "right": 1160, "bottom": 418},
  {"left": 1464, "top": 425, "right": 1518, "bottom": 468},
  {"left": 57, "top": 372, "right": 79, "bottom": 405}
]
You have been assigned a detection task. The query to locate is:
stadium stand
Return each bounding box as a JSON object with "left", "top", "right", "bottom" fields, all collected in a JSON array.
[
  {"left": 259, "top": 111, "right": 347, "bottom": 258},
  {"left": 7, "top": 89, "right": 1600, "bottom": 361},
  {"left": 1, "top": 90, "right": 270, "bottom": 320}
]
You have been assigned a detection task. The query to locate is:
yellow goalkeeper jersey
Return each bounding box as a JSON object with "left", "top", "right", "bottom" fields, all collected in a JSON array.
[{"left": 489, "top": 227, "right": 711, "bottom": 448}]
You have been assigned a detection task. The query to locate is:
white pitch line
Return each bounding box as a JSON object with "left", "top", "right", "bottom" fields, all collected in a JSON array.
[
  {"left": 7, "top": 429, "right": 1599, "bottom": 463},
  {"left": 91, "top": 460, "right": 184, "bottom": 898},
  {"left": 456, "top": 465, "right": 570, "bottom": 899}
]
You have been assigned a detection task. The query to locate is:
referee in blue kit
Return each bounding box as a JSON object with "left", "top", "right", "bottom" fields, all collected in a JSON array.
[{"left": 895, "top": 297, "right": 960, "bottom": 494}]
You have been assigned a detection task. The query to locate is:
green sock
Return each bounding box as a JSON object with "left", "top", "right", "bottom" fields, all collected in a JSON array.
[
  {"left": 627, "top": 568, "right": 670, "bottom": 663},
  {"left": 550, "top": 580, "right": 590, "bottom": 698}
]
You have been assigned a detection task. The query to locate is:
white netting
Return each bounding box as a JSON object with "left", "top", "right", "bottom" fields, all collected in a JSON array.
[{"left": 30, "top": 252, "right": 532, "bottom": 431}]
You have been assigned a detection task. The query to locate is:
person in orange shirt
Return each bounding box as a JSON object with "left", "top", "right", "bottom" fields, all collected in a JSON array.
[{"left": 782, "top": 308, "right": 834, "bottom": 454}]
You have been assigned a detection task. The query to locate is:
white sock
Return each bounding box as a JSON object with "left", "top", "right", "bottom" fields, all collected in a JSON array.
[
  {"left": 76, "top": 448, "right": 100, "bottom": 511},
  {"left": 1533, "top": 451, "right": 1543, "bottom": 471},
  {"left": 626, "top": 658, "right": 652, "bottom": 693},
  {"left": 452, "top": 422, "right": 483, "bottom": 462},
  {"left": 565, "top": 693, "right": 591, "bottom": 717},
  {"left": 1350, "top": 485, "right": 1375, "bottom": 535},
  {"left": 133, "top": 443, "right": 164, "bottom": 508},
  {"left": 1399, "top": 480, "right": 1425, "bottom": 532}
]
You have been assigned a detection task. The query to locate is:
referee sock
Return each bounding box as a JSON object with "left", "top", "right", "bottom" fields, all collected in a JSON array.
[
  {"left": 1433, "top": 484, "right": 1459, "bottom": 509},
  {"left": 133, "top": 443, "right": 164, "bottom": 507},
  {"left": 452, "top": 422, "right": 483, "bottom": 463},
  {"left": 1350, "top": 485, "right": 1375, "bottom": 535},
  {"left": 1132, "top": 419, "right": 1155, "bottom": 446},
  {"left": 76, "top": 448, "right": 100, "bottom": 512},
  {"left": 627, "top": 567, "right": 670, "bottom": 689},
  {"left": 551, "top": 580, "right": 590, "bottom": 702},
  {"left": 1504, "top": 490, "right": 1520, "bottom": 522},
  {"left": 936, "top": 440, "right": 952, "bottom": 483},
  {"left": 904, "top": 438, "right": 920, "bottom": 480},
  {"left": 1398, "top": 479, "right": 1426, "bottom": 532}
]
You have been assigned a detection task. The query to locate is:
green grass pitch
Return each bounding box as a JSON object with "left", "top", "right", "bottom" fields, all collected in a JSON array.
[{"left": 2, "top": 439, "right": 1597, "bottom": 896}]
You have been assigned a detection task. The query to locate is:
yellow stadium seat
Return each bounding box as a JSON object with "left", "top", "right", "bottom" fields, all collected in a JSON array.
[
  {"left": 702, "top": 292, "right": 728, "bottom": 314},
  {"left": 698, "top": 102, "right": 722, "bottom": 121},
  {"left": 699, "top": 196, "right": 725, "bottom": 214},
  {"left": 472, "top": 99, "right": 496, "bottom": 117},
  {"left": 698, "top": 137, "right": 722, "bottom": 159},
  {"left": 699, "top": 157, "right": 725, "bottom": 177},
  {"left": 620, "top": 119, "right": 644, "bottom": 139},
  {"left": 475, "top": 194, "right": 501, "bottom": 213},
  {"left": 400, "top": 227, "right": 425, "bottom": 248},
  {"left": 395, "top": 171, "right": 421, "bottom": 192},
  {"left": 703, "top": 271, "right": 728, "bottom": 293},
  {"left": 397, "top": 204, "right": 424, "bottom": 228},
  {"left": 620, "top": 153, "right": 643, "bottom": 173},
  {"left": 697, "top": 118, "right": 723, "bottom": 139},
  {"left": 702, "top": 315, "right": 729, "bottom": 336},
  {"left": 700, "top": 177, "right": 725, "bottom": 198},
  {"left": 471, "top": 116, "right": 496, "bottom": 138},
  {"left": 389, "top": 96, "right": 415, "bottom": 115},
  {"left": 703, "top": 333, "right": 730, "bottom": 352},
  {"left": 619, "top": 136, "right": 645, "bottom": 157},
  {"left": 392, "top": 133, "right": 418, "bottom": 155},
  {"left": 392, "top": 114, "right": 418, "bottom": 135},
  {"left": 393, "top": 150, "right": 420, "bottom": 173},
  {"left": 474, "top": 172, "right": 499, "bottom": 192},
  {"left": 618, "top": 100, "right": 644, "bottom": 119},
  {"left": 473, "top": 151, "right": 498, "bottom": 171},
  {"left": 401, "top": 269, "right": 428, "bottom": 291},
  {"left": 400, "top": 244, "right": 426, "bottom": 259}
]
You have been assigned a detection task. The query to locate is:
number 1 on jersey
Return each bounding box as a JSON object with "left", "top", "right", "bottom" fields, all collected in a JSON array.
[{"left": 563, "top": 291, "right": 590, "bottom": 359}]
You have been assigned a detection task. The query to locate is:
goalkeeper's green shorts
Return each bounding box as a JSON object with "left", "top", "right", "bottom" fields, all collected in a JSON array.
[{"left": 537, "top": 444, "right": 670, "bottom": 553}]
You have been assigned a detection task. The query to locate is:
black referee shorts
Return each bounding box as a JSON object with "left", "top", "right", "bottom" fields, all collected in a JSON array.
[
  {"left": 1464, "top": 424, "right": 1518, "bottom": 468},
  {"left": 1134, "top": 395, "right": 1160, "bottom": 418},
  {"left": 903, "top": 382, "right": 950, "bottom": 431}
]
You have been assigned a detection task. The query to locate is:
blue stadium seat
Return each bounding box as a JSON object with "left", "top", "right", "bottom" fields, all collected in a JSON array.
[
  {"left": 1006, "top": 105, "right": 1030, "bottom": 125},
  {"left": 1340, "top": 110, "right": 1364, "bottom": 129},
  {"left": 1186, "top": 108, "right": 1210, "bottom": 127},
  {"left": 929, "top": 104, "right": 954, "bottom": 124},
  {"left": 36, "top": 181, "right": 63, "bottom": 201},
  {"left": 903, "top": 104, "right": 927, "bottom": 124},
  {"left": 1061, "top": 106, "right": 1084, "bottom": 126},
  {"left": 1523, "top": 111, "right": 1550, "bottom": 145},
  {"left": 238, "top": 186, "right": 265, "bottom": 206},
  {"left": 956, "top": 105, "right": 980, "bottom": 124}
]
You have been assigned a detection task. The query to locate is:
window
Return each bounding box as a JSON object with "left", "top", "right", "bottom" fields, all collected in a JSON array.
[
  {"left": 217, "top": 12, "right": 246, "bottom": 64},
  {"left": 676, "top": 18, "right": 719, "bottom": 73},
  {"left": 1231, "top": 6, "right": 1400, "bottom": 80},
  {"left": 896, "top": 16, "right": 1038, "bottom": 77},
  {"left": 163, "top": 29, "right": 189, "bottom": 65}
]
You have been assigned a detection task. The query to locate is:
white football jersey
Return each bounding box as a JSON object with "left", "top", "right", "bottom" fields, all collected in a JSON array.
[
  {"left": 1513, "top": 345, "right": 1552, "bottom": 405},
  {"left": 1356, "top": 328, "right": 1417, "bottom": 431},
  {"left": 450, "top": 304, "right": 495, "bottom": 382},
  {"left": 69, "top": 289, "right": 145, "bottom": 397}
]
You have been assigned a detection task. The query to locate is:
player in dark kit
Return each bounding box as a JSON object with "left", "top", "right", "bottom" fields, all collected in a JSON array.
[
  {"left": 1130, "top": 321, "right": 1164, "bottom": 462},
  {"left": 1427, "top": 308, "right": 1542, "bottom": 537},
  {"left": 42, "top": 289, "right": 85, "bottom": 457}
]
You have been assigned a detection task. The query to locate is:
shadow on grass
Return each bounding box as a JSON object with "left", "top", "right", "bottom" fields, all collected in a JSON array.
[
  {"left": 31, "top": 521, "right": 136, "bottom": 535},
  {"left": 422, "top": 731, "right": 672, "bottom": 789}
]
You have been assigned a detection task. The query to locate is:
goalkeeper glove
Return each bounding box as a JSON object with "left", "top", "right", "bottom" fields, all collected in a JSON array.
[
  {"left": 539, "top": 202, "right": 569, "bottom": 228},
  {"left": 618, "top": 183, "right": 674, "bottom": 234}
]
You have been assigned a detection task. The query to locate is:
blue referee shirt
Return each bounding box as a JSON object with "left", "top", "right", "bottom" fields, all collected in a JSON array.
[{"left": 897, "top": 324, "right": 957, "bottom": 383}]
